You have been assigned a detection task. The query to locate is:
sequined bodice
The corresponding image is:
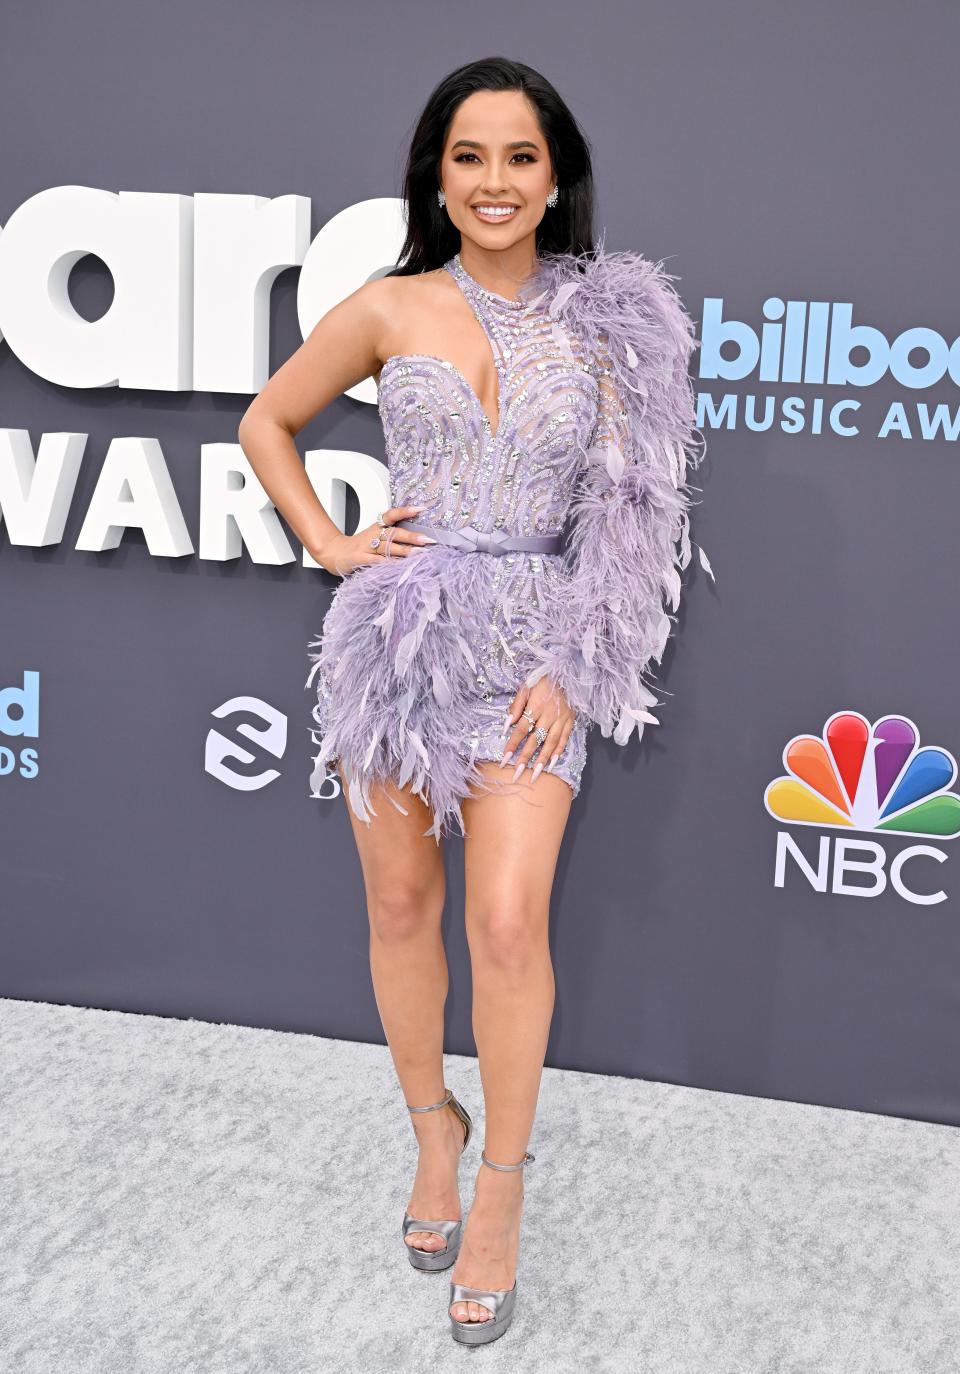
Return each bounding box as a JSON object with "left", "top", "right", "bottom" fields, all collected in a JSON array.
[
  {"left": 369, "top": 253, "right": 605, "bottom": 710},
  {"left": 376, "top": 253, "right": 600, "bottom": 539}
]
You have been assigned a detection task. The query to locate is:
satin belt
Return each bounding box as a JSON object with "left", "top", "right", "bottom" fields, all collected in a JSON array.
[{"left": 393, "top": 519, "right": 563, "bottom": 557}]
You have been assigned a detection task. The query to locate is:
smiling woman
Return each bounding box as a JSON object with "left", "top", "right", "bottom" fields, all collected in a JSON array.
[{"left": 238, "top": 54, "right": 705, "bottom": 1352}]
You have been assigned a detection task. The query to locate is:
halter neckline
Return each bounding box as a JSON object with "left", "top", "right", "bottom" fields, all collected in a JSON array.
[{"left": 449, "top": 252, "right": 539, "bottom": 308}]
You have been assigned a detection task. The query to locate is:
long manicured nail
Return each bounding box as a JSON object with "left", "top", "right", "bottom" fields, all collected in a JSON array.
[
  {"left": 547, "top": 755, "right": 558, "bottom": 772},
  {"left": 511, "top": 760, "right": 525, "bottom": 783},
  {"left": 531, "top": 762, "right": 543, "bottom": 783},
  {"left": 500, "top": 749, "right": 514, "bottom": 768}
]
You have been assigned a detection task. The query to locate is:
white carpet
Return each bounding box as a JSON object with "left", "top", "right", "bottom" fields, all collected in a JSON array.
[{"left": 1, "top": 997, "right": 956, "bottom": 1373}]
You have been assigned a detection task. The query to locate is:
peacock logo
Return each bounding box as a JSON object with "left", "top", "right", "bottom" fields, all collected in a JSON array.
[{"left": 764, "top": 710, "right": 960, "bottom": 840}]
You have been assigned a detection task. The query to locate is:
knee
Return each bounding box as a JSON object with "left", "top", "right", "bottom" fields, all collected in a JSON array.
[
  {"left": 368, "top": 886, "right": 441, "bottom": 944},
  {"left": 468, "top": 904, "right": 546, "bottom": 972}
]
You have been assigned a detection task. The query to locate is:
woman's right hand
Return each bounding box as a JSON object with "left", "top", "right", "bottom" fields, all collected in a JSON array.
[{"left": 316, "top": 504, "right": 437, "bottom": 578}]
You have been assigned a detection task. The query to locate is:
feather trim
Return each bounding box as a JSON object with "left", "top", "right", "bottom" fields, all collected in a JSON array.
[
  {"left": 518, "top": 235, "right": 711, "bottom": 745},
  {"left": 306, "top": 547, "right": 527, "bottom": 842}
]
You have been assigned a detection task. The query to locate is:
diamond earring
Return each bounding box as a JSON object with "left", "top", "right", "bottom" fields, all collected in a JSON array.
[
  {"left": 546, "top": 185, "right": 559, "bottom": 208},
  {"left": 437, "top": 189, "right": 446, "bottom": 207}
]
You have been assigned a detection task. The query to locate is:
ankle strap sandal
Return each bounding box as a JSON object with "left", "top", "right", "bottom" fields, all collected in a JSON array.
[
  {"left": 480, "top": 1149, "right": 535, "bottom": 1171},
  {"left": 401, "top": 1086, "right": 473, "bottom": 1272},
  {"left": 449, "top": 1149, "right": 534, "bottom": 1346}
]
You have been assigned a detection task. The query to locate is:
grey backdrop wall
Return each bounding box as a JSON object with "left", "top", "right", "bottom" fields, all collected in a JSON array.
[{"left": 2, "top": 1, "right": 958, "bottom": 1127}]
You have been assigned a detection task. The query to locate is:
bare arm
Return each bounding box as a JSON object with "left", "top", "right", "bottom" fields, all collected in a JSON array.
[{"left": 237, "top": 276, "right": 429, "bottom": 575}]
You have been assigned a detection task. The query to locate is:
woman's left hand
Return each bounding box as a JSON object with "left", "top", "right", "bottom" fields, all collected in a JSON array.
[{"left": 501, "top": 677, "right": 576, "bottom": 780}]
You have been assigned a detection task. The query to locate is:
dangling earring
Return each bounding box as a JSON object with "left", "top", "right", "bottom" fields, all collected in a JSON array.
[
  {"left": 546, "top": 185, "right": 559, "bottom": 208},
  {"left": 437, "top": 189, "right": 446, "bottom": 207}
]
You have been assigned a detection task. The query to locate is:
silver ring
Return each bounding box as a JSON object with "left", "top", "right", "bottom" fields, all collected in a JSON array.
[{"left": 535, "top": 726, "right": 549, "bottom": 746}]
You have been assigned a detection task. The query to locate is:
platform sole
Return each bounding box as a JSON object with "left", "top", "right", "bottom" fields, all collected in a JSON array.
[
  {"left": 449, "top": 1315, "right": 512, "bottom": 1345},
  {"left": 405, "top": 1240, "right": 460, "bottom": 1271}
]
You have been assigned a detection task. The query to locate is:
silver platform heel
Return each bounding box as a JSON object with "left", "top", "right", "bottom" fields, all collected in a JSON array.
[
  {"left": 448, "top": 1148, "right": 535, "bottom": 1346},
  {"left": 401, "top": 1086, "right": 473, "bottom": 1272}
]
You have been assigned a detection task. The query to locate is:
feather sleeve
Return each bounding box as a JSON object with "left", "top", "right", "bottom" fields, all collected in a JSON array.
[{"left": 521, "top": 241, "right": 712, "bottom": 745}]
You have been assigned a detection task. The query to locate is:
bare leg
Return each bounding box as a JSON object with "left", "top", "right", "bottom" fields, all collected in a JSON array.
[
  {"left": 449, "top": 761, "right": 573, "bottom": 1323},
  {"left": 337, "top": 759, "right": 467, "bottom": 1255}
]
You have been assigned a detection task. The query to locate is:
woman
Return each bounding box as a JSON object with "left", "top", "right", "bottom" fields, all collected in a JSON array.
[{"left": 239, "top": 56, "right": 705, "bottom": 1347}]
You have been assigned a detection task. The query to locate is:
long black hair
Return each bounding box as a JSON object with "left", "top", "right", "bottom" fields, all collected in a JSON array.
[{"left": 390, "top": 56, "right": 596, "bottom": 277}]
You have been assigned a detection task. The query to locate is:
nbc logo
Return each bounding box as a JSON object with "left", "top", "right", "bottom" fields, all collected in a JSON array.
[{"left": 763, "top": 710, "right": 960, "bottom": 906}]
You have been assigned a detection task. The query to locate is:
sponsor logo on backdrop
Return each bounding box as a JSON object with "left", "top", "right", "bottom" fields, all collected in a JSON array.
[
  {"left": 204, "top": 696, "right": 287, "bottom": 790},
  {"left": 0, "top": 670, "right": 39, "bottom": 780},
  {"left": 700, "top": 299, "right": 960, "bottom": 441},
  {"left": 764, "top": 710, "right": 960, "bottom": 906},
  {"left": 203, "top": 693, "right": 343, "bottom": 802}
]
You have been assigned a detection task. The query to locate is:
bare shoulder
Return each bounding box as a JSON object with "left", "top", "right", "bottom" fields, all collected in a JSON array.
[
  {"left": 369, "top": 267, "right": 455, "bottom": 372},
  {"left": 373, "top": 266, "right": 452, "bottom": 309}
]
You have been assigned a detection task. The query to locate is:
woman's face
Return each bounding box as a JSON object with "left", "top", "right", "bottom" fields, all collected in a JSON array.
[{"left": 439, "top": 90, "right": 556, "bottom": 253}]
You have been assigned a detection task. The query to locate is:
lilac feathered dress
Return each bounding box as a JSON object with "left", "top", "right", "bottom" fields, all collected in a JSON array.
[{"left": 306, "top": 242, "right": 706, "bottom": 841}]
